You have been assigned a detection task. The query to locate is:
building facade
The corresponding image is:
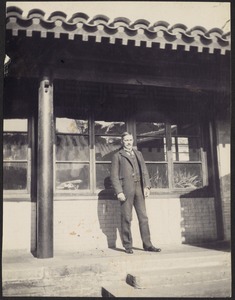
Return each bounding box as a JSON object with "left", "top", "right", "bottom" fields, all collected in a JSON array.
[{"left": 3, "top": 7, "right": 231, "bottom": 258}]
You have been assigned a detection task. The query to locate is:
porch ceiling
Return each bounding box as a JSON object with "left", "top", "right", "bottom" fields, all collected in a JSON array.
[{"left": 6, "top": 6, "right": 230, "bottom": 55}]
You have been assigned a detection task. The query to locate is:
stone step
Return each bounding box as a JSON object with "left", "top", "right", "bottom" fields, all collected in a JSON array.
[
  {"left": 3, "top": 251, "right": 229, "bottom": 284},
  {"left": 102, "top": 277, "right": 231, "bottom": 298},
  {"left": 126, "top": 264, "right": 231, "bottom": 288},
  {"left": 109, "top": 251, "right": 230, "bottom": 276},
  {"left": 3, "top": 272, "right": 105, "bottom": 297},
  {"left": 2, "top": 247, "right": 231, "bottom": 297}
]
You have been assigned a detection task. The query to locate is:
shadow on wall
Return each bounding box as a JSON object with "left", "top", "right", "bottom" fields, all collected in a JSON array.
[
  {"left": 179, "top": 186, "right": 218, "bottom": 246},
  {"left": 97, "top": 177, "right": 122, "bottom": 249}
]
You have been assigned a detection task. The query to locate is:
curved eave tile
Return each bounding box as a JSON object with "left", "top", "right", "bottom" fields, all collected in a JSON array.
[
  {"left": 130, "top": 19, "right": 150, "bottom": 29},
  {"left": 6, "top": 6, "right": 230, "bottom": 54},
  {"left": 109, "top": 17, "right": 131, "bottom": 28},
  {"left": 89, "top": 14, "right": 110, "bottom": 25},
  {"left": 68, "top": 12, "right": 89, "bottom": 23},
  {"left": 27, "top": 9, "right": 45, "bottom": 19}
]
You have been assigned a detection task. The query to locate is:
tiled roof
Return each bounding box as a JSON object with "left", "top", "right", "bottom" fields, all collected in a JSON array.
[{"left": 6, "top": 6, "right": 230, "bottom": 55}]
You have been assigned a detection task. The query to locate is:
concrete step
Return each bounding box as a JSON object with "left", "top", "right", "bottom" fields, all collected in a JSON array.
[
  {"left": 3, "top": 268, "right": 124, "bottom": 297},
  {"left": 102, "top": 260, "right": 231, "bottom": 298},
  {"left": 3, "top": 274, "right": 102, "bottom": 297},
  {"left": 2, "top": 246, "right": 231, "bottom": 297},
  {"left": 126, "top": 264, "right": 231, "bottom": 289},
  {"left": 3, "top": 250, "right": 229, "bottom": 284},
  {"left": 102, "top": 277, "right": 231, "bottom": 298}
]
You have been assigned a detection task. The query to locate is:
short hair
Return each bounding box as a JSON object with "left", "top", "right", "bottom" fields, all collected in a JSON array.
[{"left": 121, "top": 132, "right": 133, "bottom": 139}]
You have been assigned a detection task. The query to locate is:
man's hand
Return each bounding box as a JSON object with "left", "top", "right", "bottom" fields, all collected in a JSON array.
[
  {"left": 144, "top": 187, "right": 150, "bottom": 198},
  {"left": 117, "top": 192, "right": 126, "bottom": 201}
]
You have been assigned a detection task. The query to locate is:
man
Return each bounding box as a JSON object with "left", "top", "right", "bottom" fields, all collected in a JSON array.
[{"left": 111, "top": 132, "right": 161, "bottom": 254}]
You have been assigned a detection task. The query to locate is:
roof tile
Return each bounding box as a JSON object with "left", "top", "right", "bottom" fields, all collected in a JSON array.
[{"left": 5, "top": 6, "right": 230, "bottom": 54}]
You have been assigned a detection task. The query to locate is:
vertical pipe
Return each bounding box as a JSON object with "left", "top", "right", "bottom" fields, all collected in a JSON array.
[
  {"left": 37, "top": 77, "right": 54, "bottom": 258},
  {"left": 209, "top": 119, "right": 224, "bottom": 240}
]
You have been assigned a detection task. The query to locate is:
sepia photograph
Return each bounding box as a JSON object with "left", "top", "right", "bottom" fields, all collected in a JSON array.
[{"left": 2, "top": 1, "right": 231, "bottom": 297}]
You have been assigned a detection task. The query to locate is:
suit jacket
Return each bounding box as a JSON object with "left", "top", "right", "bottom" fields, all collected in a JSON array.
[{"left": 110, "top": 148, "right": 151, "bottom": 197}]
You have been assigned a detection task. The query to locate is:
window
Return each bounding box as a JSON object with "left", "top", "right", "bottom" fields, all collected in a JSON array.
[
  {"left": 3, "top": 108, "right": 207, "bottom": 195},
  {"left": 136, "top": 122, "right": 168, "bottom": 188},
  {"left": 55, "top": 116, "right": 206, "bottom": 194},
  {"left": 95, "top": 120, "right": 125, "bottom": 189},
  {"left": 171, "top": 122, "right": 203, "bottom": 189},
  {"left": 55, "top": 118, "right": 90, "bottom": 191},
  {"left": 3, "top": 119, "right": 29, "bottom": 191},
  {"left": 55, "top": 117, "right": 126, "bottom": 193}
]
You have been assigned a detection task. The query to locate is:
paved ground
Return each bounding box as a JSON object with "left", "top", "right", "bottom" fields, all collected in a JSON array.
[{"left": 2, "top": 241, "right": 231, "bottom": 297}]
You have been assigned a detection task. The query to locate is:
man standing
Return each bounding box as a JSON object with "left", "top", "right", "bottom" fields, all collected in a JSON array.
[{"left": 111, "top": 132, "right": 161, "bottom": 254}]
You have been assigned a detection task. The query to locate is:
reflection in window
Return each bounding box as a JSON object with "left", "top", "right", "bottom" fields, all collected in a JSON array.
[
  {"left": 147, "top": 163, "right": 168, "bottom": 188},
  {"left": 136, "top": 122, "right": 166, "bottom": 162},
  {"left": 95, "top": 121, "right": 125, "bottom": 135},
  {"left": 3, "top": 133, "right": 28, "bottom": 160},
  {"left": 136, "top": 122, "right": 168, "bottom": 189},
  {"left": 96, "top": 164, "right": 111, "bottom": 190},
  {"left": 136, "top": 122, "right": 165, "bottom": 136},
  {"left": 172, "top": 137, "right": 201, "bottom": 161},
  {"left": 56, "top": 164, "right": 90, "bottom": 190},
  {"left": 171, "top": 123, "right": 199, "bottom": 136},
  {"left": 137, "top": 137, "right": 166, "bottom": 161},
  {"left": 56, "top": 135, "right": 89, "bottom": 161},
  {"left": 56, "top": 118, "right": 88, "bottom": 134},
  {"left": 95, "top": 120, "right": 125, "bottom": 190},
  {"left": 95, "top": 136, "right": 121, "bottom": 161},
  {"left": 174, "top": 164, "right": 202, "bottom": 188},
  {"left": 3, "top": 119, "right": 28, "bottom": 191},
  {"left": 3, "top": 163, "right": 27, "bottom": 190},
  {"left": 55, "top": 118, "right": 90, "bottom": 191}
]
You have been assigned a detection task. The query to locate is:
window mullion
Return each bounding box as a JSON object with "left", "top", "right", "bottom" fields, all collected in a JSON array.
[
  {"left": 166, "top": 122, "right": 173, "bottom": 189},
  {"left": 89, "top": 113, "right": 96, "bottom": 193},
  {"left": 201, "top": 122, "right": 208, "bottom": 186},
  {"left": 27, "top": 118, "right": 31, "bottom": 194}
]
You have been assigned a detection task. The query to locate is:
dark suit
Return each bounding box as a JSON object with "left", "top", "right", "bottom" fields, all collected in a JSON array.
[{"left": 111, "top": 148, "right": 153, "bottom": 250}]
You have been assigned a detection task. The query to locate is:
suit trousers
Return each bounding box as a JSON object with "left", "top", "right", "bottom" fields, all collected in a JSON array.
[{"left": 120, "top": 181, "right": 152, "bottom": 250}]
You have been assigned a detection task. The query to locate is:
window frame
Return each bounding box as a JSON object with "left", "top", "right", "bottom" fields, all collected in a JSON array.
[
  {"left": 3, "top": 114, "right": 209, "bottom": 198},
  {"left": 54, "top": 116, "right": 208, "bottom": 196},
  {"left": 3, "top": 118, "right": 31, "bottom": 195}
]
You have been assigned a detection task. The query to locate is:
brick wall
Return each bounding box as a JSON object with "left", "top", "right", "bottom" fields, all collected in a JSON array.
[
  {"left": 180, "top": 198, "right": 217, "bottom": 244},
  {"left": 3, "top": 196, "right": 219, "bottom": 252}
]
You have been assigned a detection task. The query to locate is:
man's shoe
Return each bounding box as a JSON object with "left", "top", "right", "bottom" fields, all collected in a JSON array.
[
  {"left": 125, "top": 249, "right": 134, "bottom": 254},
  {"left": 144, "top": 246, "right": 161, "bottom": 252}
]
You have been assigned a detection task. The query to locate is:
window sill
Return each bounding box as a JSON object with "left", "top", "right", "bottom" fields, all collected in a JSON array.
[
  {"left": 3, "top": 193, "right": 31, "bottom": 202},
  {"left": 3, "top": 187, "right": 213, "bottom": 201}
]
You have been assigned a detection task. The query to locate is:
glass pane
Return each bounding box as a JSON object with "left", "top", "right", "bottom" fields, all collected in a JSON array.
[
  {"left": 4, "top": 119, "right": 27, "bottom": 132},
  {"left": 95, "top": 136, "right": 121, "bottom": 161},
  {"left": 174, "top": 163, "right": 203, "bottom": 188},
  {"left": 3, "top": 133, "right": 28, "bottom": 160},
  {"left": 56, "top": 135, "right": 89, "bottom": 161},
  {"left": 171, "top": 123, "right": 199, "bottom": 136},
  {"left": 56, "top": 118, "right": 88, "bottom": 134},
  {"left": 3, "top": 163, "right": 27, "bottom": 190},
  {"left": 56, "top": 163, "right": 90, "bottom": 190},
  {"left": 96, "top": 163, "right": 111, "bottom": 190},
  {"left": 147, "top": 163, "right": 168, "bottom": 188},
  {"left": 172, "top": 137, "right": 201, "bottom": 161},
  {"left": 95, "top": 121, "right": 125, "bottom": 135},
  {"left": 136, "top": 122, "right": 165, "bottom": 136},
  {"left": 137, "top": 137, "right": 166, "bottom": 161}
]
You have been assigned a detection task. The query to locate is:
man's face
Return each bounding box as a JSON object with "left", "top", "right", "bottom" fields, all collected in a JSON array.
[{"left": 122, "top": 134, "right": 134, "bottom": 151}]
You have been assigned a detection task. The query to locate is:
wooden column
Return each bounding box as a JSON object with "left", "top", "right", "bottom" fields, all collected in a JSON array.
[{"left": 37, "top": 77, "right": 54, "bottom": 258}]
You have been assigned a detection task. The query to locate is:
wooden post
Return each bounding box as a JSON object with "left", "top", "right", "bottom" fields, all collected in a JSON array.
[{"left": 37, "top": 77, "right": 54, "bottom": 258}]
